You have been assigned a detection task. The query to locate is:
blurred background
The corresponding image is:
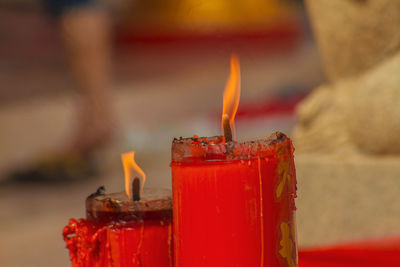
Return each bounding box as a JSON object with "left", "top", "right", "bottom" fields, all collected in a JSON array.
[{"left": 1, "top": 0, "right": 398, "bottom": 266}]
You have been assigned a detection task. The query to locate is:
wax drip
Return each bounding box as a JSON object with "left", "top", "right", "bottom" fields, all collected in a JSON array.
[
  {"left": 257, "top": 157, "right": 265, "bottom": 266},
  {"left": 168, "top": 223, "right": 173, "bottom": 267},
  {"left": 135, "top": 223, "right": 145, "bottom": 267}
]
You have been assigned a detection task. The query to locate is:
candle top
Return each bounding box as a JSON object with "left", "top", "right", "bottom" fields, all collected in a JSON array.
[
  {"left": 86, "top": 188, "right": 172, "bottom": 224},
  {"left": 171, "top": 131, "right": 292, "bottom": 163}
]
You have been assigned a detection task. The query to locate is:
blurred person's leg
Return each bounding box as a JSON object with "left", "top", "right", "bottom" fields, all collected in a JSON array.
[
  {"left": 60, "top": 6, "right": 115, "bottom": 155},
  {"left": 9, "top": 1, "right": 115, "bottom": 183}
]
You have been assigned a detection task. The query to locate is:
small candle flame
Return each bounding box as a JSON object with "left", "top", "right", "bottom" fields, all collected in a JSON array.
[
  {"left": 222, "top": 54, "right": 241, "bottom": 140},
  {"left": 121, "top": 151, "right": 146, "bottom": 200}
]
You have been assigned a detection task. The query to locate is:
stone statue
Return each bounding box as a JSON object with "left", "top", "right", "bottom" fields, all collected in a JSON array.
[{"left": 294, "top": 0, "right": 400, "bottom": 154}]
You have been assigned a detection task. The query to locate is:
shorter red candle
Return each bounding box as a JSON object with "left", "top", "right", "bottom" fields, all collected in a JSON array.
[
  {"left": 63, "top": 188, "right": 173, "bottom": 267},
  {"left": 63, "top": 151, "right": 173, "bottom": 267}
]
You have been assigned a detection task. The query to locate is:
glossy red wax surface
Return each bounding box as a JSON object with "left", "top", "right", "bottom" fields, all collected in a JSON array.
[
  {"left": 63, "top": 215, "right": 172, "bottom": 267},
  {"left": 171, "top": 134, "right": 297, "bottom": 267}
]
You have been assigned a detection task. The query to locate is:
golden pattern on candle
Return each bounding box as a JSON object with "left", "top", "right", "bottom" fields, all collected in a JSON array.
[
  {"left": 275, "top": 158, "right": 291, "bottom": 199},
  {"left": 121, "top": 151, "right": 146, "bottom": 199},
  {"left": 278, "top": 222, "right": 295, "bottom": 267}
]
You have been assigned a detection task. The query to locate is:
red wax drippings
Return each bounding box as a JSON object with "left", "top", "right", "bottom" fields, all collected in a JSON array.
[
  {"left": 63, "top": 218, "right": 104, "bottom": 267},
  {"left": 63, "top": 216, "right": 172, "bottom": 267}
]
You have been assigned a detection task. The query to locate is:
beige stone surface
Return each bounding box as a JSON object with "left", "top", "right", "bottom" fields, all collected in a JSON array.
[
  {"left": 306, "top": 0, "right": 400, "bottom": 81},
  {"left": 296, "top": 153, "right": 400, "bottom": 247}
]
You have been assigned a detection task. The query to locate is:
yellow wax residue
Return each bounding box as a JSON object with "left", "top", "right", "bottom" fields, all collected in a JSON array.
[
  {"left": 275, "top": 158, "right": 290, "bottom": 199},
  {"left": 279, "top": 222, "right": 295, "bottom": 267}
]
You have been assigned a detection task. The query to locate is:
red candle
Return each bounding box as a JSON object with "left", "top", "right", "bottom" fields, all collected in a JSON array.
[
  {"left": 171, "top": 133, "right": 297, "bottom": 267},
  {"left": 63, "top": 152, "right": 173, "bottom": 267},
  {"left": 170, "top": 55, "right": 297, "bottom": 266}
]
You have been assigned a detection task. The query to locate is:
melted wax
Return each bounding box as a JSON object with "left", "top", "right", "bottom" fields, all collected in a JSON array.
[{"left": 63, "top": 217, "right": 172, "bottom": 267}]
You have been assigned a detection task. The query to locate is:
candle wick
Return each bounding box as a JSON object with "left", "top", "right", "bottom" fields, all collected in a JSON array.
[
  {"left": 132, "top": 177, "right": 141, "bottom": 201},
  {"left": 87, "top": 186, "right": 106, "bottom": 199},
  {"left": 223, "top": 114, "right": 232, "bottom": 142}
]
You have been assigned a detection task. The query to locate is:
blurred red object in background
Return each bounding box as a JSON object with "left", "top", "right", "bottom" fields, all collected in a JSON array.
[
  {"left": 116, "top": 0, "right": 302, "bottom": 47},
  {"left": 299, "top": 237, "right": 400, "bottom": 267}
]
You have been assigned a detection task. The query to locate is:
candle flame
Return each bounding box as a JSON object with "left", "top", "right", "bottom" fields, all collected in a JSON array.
[
  {"left": 121, "top": 151, "right": 146, "bottom": 199},
  {"left": 222, "top": 54, "right": 241, "bottom": 139}
]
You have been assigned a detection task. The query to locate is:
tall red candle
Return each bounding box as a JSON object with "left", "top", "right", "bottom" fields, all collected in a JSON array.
[{"left": 171, "top": 132, "right": 297, "bottom": 267}]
